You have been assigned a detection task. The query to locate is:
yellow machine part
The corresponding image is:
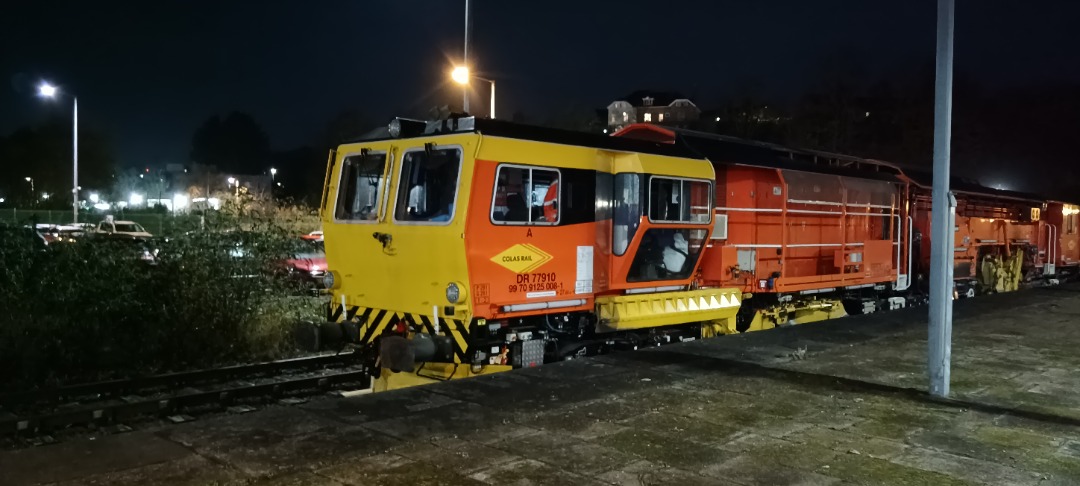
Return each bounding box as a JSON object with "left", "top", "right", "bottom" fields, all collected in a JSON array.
[
  {"left": 978, "top": 249, "right": 1024, "bottom": 293},
  {"left": 739, "top": 297, "right": 848, "bottom": 334},
  {"left": 595, "top": 288, "right": 742, "bottom": 332},
  {"left": 373, "top": 363, "right": 513, "bottom": 392}
]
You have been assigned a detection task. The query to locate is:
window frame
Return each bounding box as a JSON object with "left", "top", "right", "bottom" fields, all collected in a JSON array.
[
  {"left": 332, "top": 150, "right": 389, "bottom": 225},
  {"left": 391, "top": 145, "right": 464, "bottom": 226},
  {"left": 613, "top": 172, "right": 643, "bottom": 257},
  {"left": 646, "top": 176, "right": 713, "bottom": 224},
  {"left": 489, "top": 163, "right": 562, "bottom": 226}
]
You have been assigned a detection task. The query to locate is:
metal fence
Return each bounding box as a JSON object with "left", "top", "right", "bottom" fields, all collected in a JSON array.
[{"left": 0, "top": 209, "right": 199, "bottom": 236}]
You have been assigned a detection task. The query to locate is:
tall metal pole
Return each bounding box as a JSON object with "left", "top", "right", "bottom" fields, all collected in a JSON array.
[
  {"left": 928, "top": 0, "right": 956, "bottom": 398},
  {"left": 462, "top": 0, "right": 471, "bottom": 113},
  {"left": 72, "top": 96, "right": 79, "bottom": 224},
  {"left": 489, "top": 80, "right": 495, "bottom": 119}
]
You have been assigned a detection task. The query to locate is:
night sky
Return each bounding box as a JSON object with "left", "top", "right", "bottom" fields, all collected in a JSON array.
[{"left": 2, "top": 0, "right": 1079, "bottom": 168}]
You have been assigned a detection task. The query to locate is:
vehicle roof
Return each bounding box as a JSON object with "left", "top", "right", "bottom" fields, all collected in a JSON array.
[
  {"left": 616, "top": 124, "right": 1071, "bottom": 205},
  {"left": 615, "top": 124, "right": 905, "bottom": 183},
  {"left": 345, "top": 116, "right": 705, "bottom": 160}
]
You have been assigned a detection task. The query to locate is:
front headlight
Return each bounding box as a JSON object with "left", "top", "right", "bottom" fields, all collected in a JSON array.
[
  {"left": 323, "top": 271, "right": 336, "bottom": 289},
  {"left": 446, "top": 282, "right": 464, "bottom": 304}
]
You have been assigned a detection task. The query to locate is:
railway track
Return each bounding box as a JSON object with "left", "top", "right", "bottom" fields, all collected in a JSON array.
[{"left": 0, "top": 353, "right": 368, "bottom": 438}]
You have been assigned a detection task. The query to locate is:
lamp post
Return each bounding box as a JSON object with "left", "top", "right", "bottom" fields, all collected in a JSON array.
[
  {"left": 25, "top": 177, "right": 34, "bottom": 199},
  {"left": 451, "top": 66, "right": 496, "bottom": 119},
  {"left": 270, "top": 167, "right": 277, "bottom": 182},
  {"left": 462, "top": 0, "right": 471, "bottom": 112},
  {"left": 928, "top": 0, "right": 956, "bottom": 398},
  {"left": 37, "top": 82, "right": 79, "bottom": 224}
]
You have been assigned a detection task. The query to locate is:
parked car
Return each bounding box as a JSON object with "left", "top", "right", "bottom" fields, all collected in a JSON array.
[
  {"left": 101, "top": 236, "right": 158, "bottom": 265},
  {"left": 95, "top": 219, "right": 153, "bottom": 239},
  {"left": 283, "top": 238, "right": 327, "bottom": 289},
  {"left": 8, "top": 226, "right": 50, "bottom": 251},
  {"left": 35, "top": 224, "right": 86, "bottom": 244}
]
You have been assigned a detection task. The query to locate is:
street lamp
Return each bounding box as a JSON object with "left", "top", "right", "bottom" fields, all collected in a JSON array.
[
  {"left": 37, "top": 82, "right": 79, "bottom": 224},
  {"left": 450, "top": 66, "right": 496, "bottom": 119},
  {"left": 227, "top": 177, "right": 240, "bottom": 197},
  {"left": 25, "top": 177, "right": 34, "bottom": 195},
  {"left": 270, "top": 168, "right": 277, "bottom": 181}
]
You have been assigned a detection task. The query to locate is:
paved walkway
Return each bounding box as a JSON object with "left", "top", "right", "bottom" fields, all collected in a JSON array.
[{"left": 4, "top": 286, "right": 1080, "bottom": 485}]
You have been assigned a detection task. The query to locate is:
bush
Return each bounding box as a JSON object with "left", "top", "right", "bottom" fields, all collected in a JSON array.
[{"left": 0, "top": 204, "right": 323, "bottom": 390}]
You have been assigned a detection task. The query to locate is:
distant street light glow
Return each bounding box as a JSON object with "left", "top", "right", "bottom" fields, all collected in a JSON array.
[
  {"left": 451, "top": 66, "right": 470, "bottom": 85},
  {"left": 173, "top": 193, "right": 190, "bottom": 211},
  {"left": 89, "top": 192, "right": 100, "bottom": 203},
  {"left": 129, "top": 193, "right": 144, "bottom": 206},
  {"left": 227, "top": 177, "right": 236, "bottom": 185},
  {"left": 38, "top": 83, "right": 57, "bottom": 98}
]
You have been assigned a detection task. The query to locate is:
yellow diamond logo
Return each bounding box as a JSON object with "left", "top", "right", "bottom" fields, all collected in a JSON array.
[{"left": 491, "top": 244, "right": 553, "bottom": 274}]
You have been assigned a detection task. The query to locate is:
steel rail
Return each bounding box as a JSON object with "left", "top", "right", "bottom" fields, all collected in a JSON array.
[
  {"left": 0, "top": 353, "right": 358, "bottom": 410},
  {"left": 0, "top": 369, "right": 368, "bottom": 437}
]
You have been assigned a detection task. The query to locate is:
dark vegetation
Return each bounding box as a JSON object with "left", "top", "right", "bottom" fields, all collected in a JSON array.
[{"left": 0, "top": 206, "right": 322, "bottom": 390}]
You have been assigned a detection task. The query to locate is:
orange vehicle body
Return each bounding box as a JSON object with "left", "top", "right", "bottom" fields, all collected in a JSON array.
[
  {"left": 700, "top": 165, "right": 904, "bottom": 294},
  {"left": 1044, "top": 201, "right": 1080, "bottom": 271},
  {"left": 614, "top": 124, "right": 914, "bottom": 330}
]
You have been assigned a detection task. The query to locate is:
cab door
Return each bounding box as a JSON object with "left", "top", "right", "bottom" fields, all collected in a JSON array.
[{"left": 324, "top": 141, "right": 397, "bottom": 313}]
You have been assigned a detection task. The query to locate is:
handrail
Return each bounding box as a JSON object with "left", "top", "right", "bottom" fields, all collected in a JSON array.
[{"left": 894, "top": 215, "right": 913, "bottom": 291}]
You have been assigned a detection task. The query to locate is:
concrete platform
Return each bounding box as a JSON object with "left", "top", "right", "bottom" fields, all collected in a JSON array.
[{"left": 5, "top": 286, "right": 1080, "bottom": 485}]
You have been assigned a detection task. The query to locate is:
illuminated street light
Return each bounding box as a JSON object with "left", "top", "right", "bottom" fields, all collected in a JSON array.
[
  {"left": 450, "top": 66, "right": 496, "bottom": 118},
  {"left": 451, "top": 66, "right": 469, "bottom": 84},
  {"left": 36, "top": 81, "right": 79, "bottom": 224},
  {"left": 129, "top": 193, "right": 144, "bottom": 206},
  {"left": 270, "top": 167, "right": 277, "bottom": 181},
  {"left": 42, "top": 192, "right": 51, "bottom": 200},
  {"left": 38, "top": 83, "right": 57, "bottom": 98},
  {"left": 89, "top": 193, "right": 100, "bottom": 203},
  {"left": 227, "top": 177, "right": 236, "bottom": 185}
]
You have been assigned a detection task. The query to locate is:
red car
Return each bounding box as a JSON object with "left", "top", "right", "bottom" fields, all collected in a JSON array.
[{"left": 284, "top": 238, "right": 327, "bottom": 289}]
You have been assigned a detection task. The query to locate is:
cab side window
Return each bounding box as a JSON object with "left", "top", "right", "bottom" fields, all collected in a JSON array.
[
  {"left": 648, "top": 177, "right": 711, "bottom": 223},
  {"left": 335, "top": 152, "right": 387, "bottom": 222},
  {"left": 394, "top": 147, "right": 462, "bottom": 224},
  {"left": 491, "top": 165, "right": 560, "bottom": 225}
]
